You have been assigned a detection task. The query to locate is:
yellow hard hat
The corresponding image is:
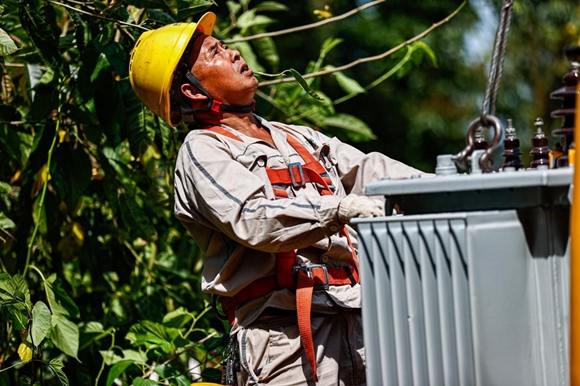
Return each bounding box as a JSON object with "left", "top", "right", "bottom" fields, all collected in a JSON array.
[{"left": 129, "top": 12, "right": 216, "bottom": 127}]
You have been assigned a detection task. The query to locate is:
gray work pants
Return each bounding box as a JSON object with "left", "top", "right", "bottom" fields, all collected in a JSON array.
[{"left": 236, "top": 309, "right": 366, "bottom": 386}]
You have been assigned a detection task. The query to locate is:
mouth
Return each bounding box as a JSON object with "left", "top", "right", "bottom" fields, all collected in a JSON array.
[{"left": 240, "top": 63, "right": 253, "bottom": 76}]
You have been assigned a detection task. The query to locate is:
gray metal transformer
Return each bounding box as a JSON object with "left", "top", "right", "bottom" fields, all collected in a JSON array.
[{"left": 355, "top": 166, "right": 572, "bottom": 385}]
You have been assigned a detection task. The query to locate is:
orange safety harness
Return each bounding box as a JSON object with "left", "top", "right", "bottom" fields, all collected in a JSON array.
[{"left": 204, "top": 125, "right": 360, "bottom": 382}]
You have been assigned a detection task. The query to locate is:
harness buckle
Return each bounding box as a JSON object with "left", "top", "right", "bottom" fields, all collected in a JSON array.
[
  {"left": 293, "top": 264, "right": 329, "bottom": 291},
  {"left": 288, "top": 162, "right": 305, "bottom": 188}
]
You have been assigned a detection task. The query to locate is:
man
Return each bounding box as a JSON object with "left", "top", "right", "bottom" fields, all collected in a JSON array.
[{"left": 129, "top": 12, "right": 425, "bottom": 386}]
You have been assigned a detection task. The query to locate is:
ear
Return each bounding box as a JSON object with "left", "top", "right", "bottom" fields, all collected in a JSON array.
[{"left": 180, "top": 83, "right": 209, "bottom": 103}]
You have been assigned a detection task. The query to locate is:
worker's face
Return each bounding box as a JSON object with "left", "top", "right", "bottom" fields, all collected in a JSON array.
[{"left": 189, "top": 35, "right": 258, "bottom": 105}]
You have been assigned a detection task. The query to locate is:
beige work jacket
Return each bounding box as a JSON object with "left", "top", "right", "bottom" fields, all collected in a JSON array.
[{"left": 173, "top": 115, "right": 423, "bottom": 329}]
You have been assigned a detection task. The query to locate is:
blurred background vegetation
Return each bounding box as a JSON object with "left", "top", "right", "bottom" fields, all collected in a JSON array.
[{"left": 1, "top": 0, "right": 579, "bottom": 384}]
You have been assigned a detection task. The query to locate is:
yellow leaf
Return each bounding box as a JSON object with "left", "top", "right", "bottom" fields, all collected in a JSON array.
[
  {"left": 10, "top": 169, "right": 21, "bottom": 184},
  {"left": 313, "top": 5, "right": 332, "bottom": 19},
  {"left": 71, "top": 222, "right": 84, "bottom": 243},
  {"left": 18, "top": 341, "right": 33, "bottom": 362}
]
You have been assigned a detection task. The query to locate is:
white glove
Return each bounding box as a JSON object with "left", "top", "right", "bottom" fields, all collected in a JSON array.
[{"left": 338, "top": 194, "right": 385, "bottom": 224}]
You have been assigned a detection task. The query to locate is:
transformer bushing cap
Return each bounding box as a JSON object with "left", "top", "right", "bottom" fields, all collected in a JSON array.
[{"left": 435, "top": 154, "right": 458, "bottom": 176}]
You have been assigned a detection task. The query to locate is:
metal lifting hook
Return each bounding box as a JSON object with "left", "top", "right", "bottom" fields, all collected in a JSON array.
[
  {"left": 454, "top": 115, "right": 503, "bottom": 172},
  {"left": 455, "top": 0, "right": 514, "bottom": 173}
]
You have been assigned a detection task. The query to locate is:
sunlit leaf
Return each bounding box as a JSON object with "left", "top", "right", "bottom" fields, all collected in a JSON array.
[
  {"left": 44, "top": 274, "right": 80, "bottom": 318},
  {"left": 0, "top": 28, "right": 18, "bottom": 56},
  {"left": 288, "top": 69, "right": 324, "bottom": 102},
  {"left": 50, "top": 314, "right": 80, "bottom": 361},
  {"left": 230, "top": 36, "right": 266, "bottom": 74},
  {"left": 162, "top": 307, "right": 193, "bottom": 328},
  {"left": 48, "top": 359, "right": 69, "bottom": 386},
  {"left": 254, "top": 1, "right": 289, "bottom": 12},
  {"left": 329, "top": 68, "right": 366, "bottom": 96},
  {"left": 106, "top": 360, "right": 133, "bottom": 386},
  {"left": 132, "top": 378, "right": 157, "bottom": 386},
  {"left": 252, "top": 36, "right": 279, "bottom": 72},
  {"left": 237, "top": 10, "right": 276, "bottom": 34},
  {"left": 17, "top": 341, "right": 33, "bottom": 363},
  {"left": 31, "top": 301, "right": 51, "bottom": 346},
  {"left": 412, "top": 41, "right": 438, "bottom": 67},
  {"left": 0, "top": 212, "right": 15, "bottom": 229},
  {"left": 12, "top": 274, "right": 31, "bottom": 307},
  {"left": 320, "top": 113, "right": 376, "bottom": 142}
]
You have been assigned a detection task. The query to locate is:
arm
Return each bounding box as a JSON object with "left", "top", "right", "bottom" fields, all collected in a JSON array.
[{"left": 174, "top": 135, "right": 344, "bottom": 253}]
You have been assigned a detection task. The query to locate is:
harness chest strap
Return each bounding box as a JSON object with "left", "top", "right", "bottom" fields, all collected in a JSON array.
[{"left": 203, "top": 125, "right": 359, "bottom": 382}]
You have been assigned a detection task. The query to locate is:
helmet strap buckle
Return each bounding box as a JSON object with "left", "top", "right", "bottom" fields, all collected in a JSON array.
[{"left": 210, "top": 99, "right": 223, "bottom": 112}]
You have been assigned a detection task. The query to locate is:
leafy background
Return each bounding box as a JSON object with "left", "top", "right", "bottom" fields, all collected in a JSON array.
[{"left": 1, "top": 0, "right": 579, "bottom": 384}]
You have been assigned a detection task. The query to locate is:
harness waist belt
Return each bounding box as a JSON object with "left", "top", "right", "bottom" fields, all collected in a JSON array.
[{"left": 220, "top": 264, "right": 359, "bottom": 321}]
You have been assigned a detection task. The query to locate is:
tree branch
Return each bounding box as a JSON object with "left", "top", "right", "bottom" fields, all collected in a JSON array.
[
  {"left": 258, "top": 1, "right": 467, "bottom": 87},
  {"left": 224, "top": 0, "right": 386, "bottom": 44},
  {"left": 46, "top": 0, "right": 149, "bottom": 31}
]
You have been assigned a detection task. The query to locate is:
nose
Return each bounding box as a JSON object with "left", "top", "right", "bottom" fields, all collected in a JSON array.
[{"left": 227, "top": 48, "right": 241, "bottom": 62}]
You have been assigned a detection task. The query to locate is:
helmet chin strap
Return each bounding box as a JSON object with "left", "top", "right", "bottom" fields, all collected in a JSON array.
[{"left": 174, "top": 63, "right": 255, "bottom": 115}]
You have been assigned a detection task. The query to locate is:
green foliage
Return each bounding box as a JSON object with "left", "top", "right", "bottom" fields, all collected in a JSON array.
[{"left": 3, "top": 0, "right": 575, "bottom": 383}]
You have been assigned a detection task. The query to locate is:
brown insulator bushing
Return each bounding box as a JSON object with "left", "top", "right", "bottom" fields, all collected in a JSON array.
[
  {"left": 501, "top": 118, "right": 524, "bottom": 170},
  {"left": 549, "top": 46, "right": 580, "bottom": 167},
  {"left": 530, "top": 118, "right": 550, "bottom": 168}
]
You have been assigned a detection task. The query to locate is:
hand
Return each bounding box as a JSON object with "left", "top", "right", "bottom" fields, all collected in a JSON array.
[{"left": 338, "top": 194, "right": 385, "bottom": 223}]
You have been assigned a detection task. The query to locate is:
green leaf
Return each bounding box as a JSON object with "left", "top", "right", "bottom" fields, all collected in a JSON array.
[
  {"left": 48, "top": 359, "right": 69, "bottom": 386},
  {"left": 320, "top": 113, "right": 376, "bottom": 142},
  {"left": 143, "top": 9, "right": 176, "bottom": 25},
  {"left": 319, "top": 37, "right": 343, "bottom": 60},
  {"left": 0, "top": 28, "right": 18, "bottom": 55},
  {"left": 18, "top": 0, "right": 68, "bottom": 75},
  {"left": 230, "top": 37, "right": 266, "bottom": 74},
  {"left": 106, "top": 360, "right": 134, "bottom": 386},
  {"left": 132, "top": 379, "right": 157, "bottom": 386},
  {"left": 253, "top": 1, "right": 289, "bottom": 12},
  {"left": 99, "top": 349, "right": 147, "bottom": 366},
  {"left": 119, "top": 193, "right": 157, "bottom": 241},
  {"left": 175, "top": 0, "right": 213, "bottom": 20},
  {"left": 50, "top": 144, "right": 92, "bottom": 210},
  {"left": 0, "top": 275, "right": 20, "bottom": 305},
  {"left": 330, "top": 68, "right": 366, "bottom": 96},
  {"left": 0, "top": 212, "right": 15, "bottom": 229},
  {"left": 20, "top": 123, "right": 55, "bottom": 186},
  {"left": 31, "top": 301, "right": 51, "bottom": 347},
  {"left": 126, "top": 321, "right": 173, "bottom": 354},
  {"left": 81, "top": 321, "right": 105, "bottom": 334},
  {"left": 123, "top": 83, "right": 150, "bottom": 158},
  {"left": 237, "top": 10, "right": 276, "bottom": 34},
  {"left": 412, "top": 41, "right": 438, "bottom": 67},
  {"left": 252, "top": 36, "right": 279, "bottom": 72},
  {"left": 288, "top": 69, "right": 324, "bottom": 102},
  {"left": 226, "top": 1, "right": 241, "bottom": 16},
  {"left": 201, "top": 367, "right": 223, "bottom": 383},
  {"left": 12, "top": 274, "right": 31, "bottom": 307},
  {"left": 0, "top": 371, "right": 10, "bottom": 386},
  {"left": 44, "top": 274, "right": 80, "bottom": 318},
  {"left": 50, "top": 314, "right": 80, "bottom": 361},
  {"left": 162, "top": 307, "right": 193, "bottom": 328}
]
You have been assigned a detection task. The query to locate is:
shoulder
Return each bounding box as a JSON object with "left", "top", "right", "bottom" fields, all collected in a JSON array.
[{"left": 261, "top": 118, "right": 333, "bottom": 146}]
